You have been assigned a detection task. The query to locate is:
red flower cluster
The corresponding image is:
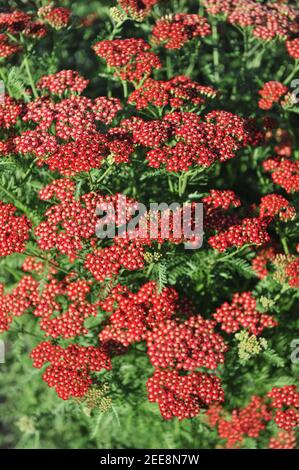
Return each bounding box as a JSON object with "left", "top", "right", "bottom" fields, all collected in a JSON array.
[
  {"left": 286, "top": 37, "right": 299, "bottom": 59},
  {"left": 251, "top": 245, "right": 277, "bottom": 279},
  {"left": 259, "top": 194, "right": 296, "bottom": 221},
  {"left": 152, "top": 13, "right": 211, "bottom": 49},
  {"left": 93, "top": 38, "right": 161, "bottom": 83},
  {"left": 38, "top": 6, "right": 70, "bottom": 30},
  {"left": 258, "top": 81, "right": 289, "bottom": 110},
  {"left": 0, "top": 10, "right": 31, "bottom": 31},
  {"left": 123, "top": 110, "right": 254, "bottom": 172},
  {"left": 208, "top": 396, "right": 272, "bottom": 448},
  {"left": 99, "top": 281, "right": 226, "bottom": 420},
  {"left": 269, "top": 430, "right": 296, "bottom": 449},
  {"left": 14, "top": 129, "right": 58, "bottom": 158},
  {"left": 203, "top": 189, "right": 241, "bottom": 211},
  {"left": 146, "top": 316, "right": 227, "bottom": 370},
  {"left": 272, "top": 128, "right": 293, "bottom": 158},
  {"left": 22, "top": 255, "right": 57, "bottom": 278},
  {"left": 0, "top": 95, "right": 23, "bottom": 129},
  {"left": 0, "top": 33, "right": 21, "bottom": 58},
  {"left": 203, "top": 0, "right": 299, "bottom": 41},
  {"left": 0, "top": 201, "right": 30, "bottom": 257},
  {"left": 203, "top": 190, "right": 240, "bottom": 234},
  {"left": 263, "top": 157, "right": 299, "bottom": 193},
  {"left": 85, "top": 237, "right": 147, "bottom": 282},
  {"left": 37, "top": 70, "right": 89, "bottom": 95},
  {"left": 0, "top": 256, "right": 101, "bottom": 340},
  {"left": 92, "top": 97, "right": 122, "bottom": 124},
  {"left": 208, "top": 216, "right": 270, "bottom": 252},
  {"left": 21, "top": 97, "right": 56, "bottom": 131},
  {"left": 147, "top": 369, "right": 224, "bottom": 420},
  {"left": 32, "top": 277, "right": 98, "bottom": 339},
  {"left": 99, "top": 282, "right": 178, "bottom": 347},
  {"left": 43, "top": 133, "right": 108, "bottom": 175},
  {"left": 118, "top": 0, "right": 158, "bottom": 21},
  {"left": 128, "top": 76, "right": 217, "bottom": 110},
  {"left": 0, "top": 275, "right": 39, "bottom": 332},
  {"left": 31, "top": 342, "right": 111, "bottom": 399},
  {"left": 0, "top": 9, "right": 47, "bottom": 41},
  {"left": 35, "top": 179, "right": 136, "bottom": 259},
  {"left": 212, "top": 292, "right": 277, "bottom": 335},
  {"left": 285, "top": 258, "right": 299, "bottom": 288},
  {"left": 12, "top": 74, "right": 128, "bottom": 173},
  {"left": 268, "top": 386, "right": 299, "bottom": 430},
  {"left": 0, "top": 285, "right": 11, "bottom": 333},
  {"left": 85, "top": 198, "right": 204, "bottom": 280}
]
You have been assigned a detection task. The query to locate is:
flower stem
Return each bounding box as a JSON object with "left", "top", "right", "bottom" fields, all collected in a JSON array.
[
  {"left": 121, "top": 79, "right": 128, "bottom": 99},
  {"left": 281, "top": 236, "right": 290, "bottom": 256},
  {"left": 284, "top": 60, "right": 299, "bottom": 85},
  {"left": 23, "top": 56, "right": 38, "bottom": 98},
  {"left": 8, "top": 326, "right": 43, "bottom": 340},
  {"left": 212, "top": 21, "right": 220, "bottom": 83}
]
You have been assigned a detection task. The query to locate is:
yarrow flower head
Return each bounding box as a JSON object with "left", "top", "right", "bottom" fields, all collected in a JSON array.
[
  {"left": 284, "top": 258, "right": 299, "bottom": 288},
  {"left": 118, "top": 0, "right": 158, "bottom": 21},
  {"left": 0, "top": 275, "right": 39, "bottom": 333},
  {"left": 259, "top": 194, "right": 296, "bottom": 221},
  {"left": 93, "top": 38, "right": 161, "bottom": 83},
  {"left": 269, "top": 430, "right": 296, "bottom": 449},
  {"left": 35, "top": 180, "right": 139, "bottom": 259},
  {"left": 0, "top": 95, "right": 23, "bottom": 128},
  {"left": 38, "top": 6, "right": 70, "bottom": 30},
  {"left": 14, "top": 130, "right": 58, "bottom": 158},
  {"left": 203, "top": 189, "right": 241, "bottom": 211},
  {"left": 128, "top": 76, "right": 217, "bottom": 110},
  {"left": 99, "top": 282, "right": 179, "bottom": 347},
  {"left": 37, "top": 70, "right": 89, "bottom": 95},
  {"left": 147, "top": 369, "right": 224, "bottom": 420},
  {"left": 0, "top": 10, "right": 48, "bottom": 41},
  {"left": 0, "top": 201, "right": 31, "bottom": 257},
  {"left": 208, "top": 216, "right": 271, "bottom": 252},
  {"left": 146, "top": 316, "right": 227, "bottom": 370},
  {"left": 31, "top": 277, "right": 99, "bottom": 339},
  {"left": 212, "top": 292, "right": 277, "bottom": 335},
  {"left": 0, "top": 33, "right": 21, "bottom": 58},
  {"left": 31, "top": 342, "right": 112, "bottom": 400},
  {"left": 263, "top": 157, "right": 299, "bottom": 193},
  {"left": 251, "top": 245, "right": 277, "bottom": 279},
  {"left": 267, "top": 386, "right": 299, "bottom": 430},
  {"left": 208, "top": 396, "right": 272, "bottom": 448},
  {"left": 286, "top": 38, "right": 299, "bottom": 59},
  {"left": 258, "top": 82, "right": 289, "bottom": 110},
  {"left": 0, "top": 10, "right": 31, "bottom": 33},
  {"left": 152, "top": 14, "right": 211, "bottom": 49},
  {"left": 122, "top": 110, "right": 256, "bottom": 172},
  {"left": 202, "top": 0, "right": 299, "bottom": 41},
  {"left": 92, "top": 96, "right": 122, "bottom": 124}
]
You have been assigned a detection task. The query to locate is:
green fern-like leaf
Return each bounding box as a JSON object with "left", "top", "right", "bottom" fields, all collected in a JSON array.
[
  {"left": 7, "top": 67, "right": 30, "bottom": 100},
  {"left": 155, "top": 261, "right": 168, "bottom": 293},
  {"left": 263, "top": 349, "right": 285, "bottom": 368},
  {"left": 225, "top": 257, "right": 256, "bottom": 279}
]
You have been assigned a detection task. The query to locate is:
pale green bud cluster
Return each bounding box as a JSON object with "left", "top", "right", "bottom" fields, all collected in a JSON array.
[{"left": 236, "top": 330, "right": 268, "bottom": 362}]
